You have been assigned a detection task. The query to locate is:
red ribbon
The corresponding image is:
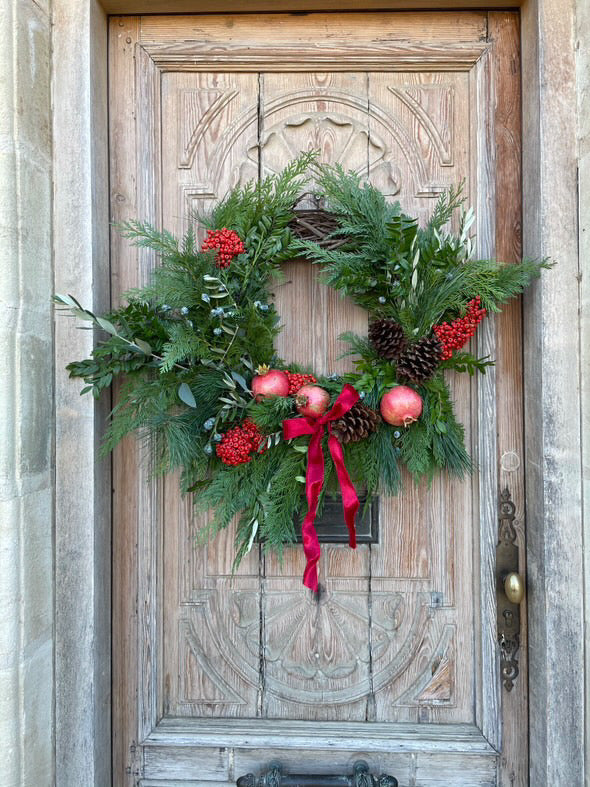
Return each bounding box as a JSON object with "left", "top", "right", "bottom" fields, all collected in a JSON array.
[{"left": 283, "top": 384, "right": 360, "bottom": 592}]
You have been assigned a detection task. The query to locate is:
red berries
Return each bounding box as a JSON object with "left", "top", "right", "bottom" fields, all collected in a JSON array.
[
  {"left": 285, "top": 370, "right": 317, "bottom": 395},
  {"left": 433, "top": 297, "right": 487, "bottom": 360},
  {"left": 216, "top": 419, "right": 267, "bottom": 466},
  {"left": 201, "top": 228, "right": 245, "bottom": 269}
]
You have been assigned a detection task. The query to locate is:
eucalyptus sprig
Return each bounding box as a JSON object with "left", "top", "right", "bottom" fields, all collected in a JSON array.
[{"left": 56, "top": 155, "right": 551, "bottom": 570}]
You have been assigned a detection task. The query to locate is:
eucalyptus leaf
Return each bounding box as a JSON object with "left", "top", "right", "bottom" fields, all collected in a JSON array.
[
  {"left": 97, "top": 317, "right": 118, "bottom": 335},
  {"left": 54, "top": 293, "right": 79, "bottom": 308},
  {"left": 73, "top": 308, "right": 95, "bottom": 322},
  {"left": 245, "top": 519, "right": 259, "bottom": 555},
  {"left": 231, "top": 371, "right": 249, "bottom": 392},
  {"left": 133, "top": 337, "right": 152, "bottom": 354},
  {"left": 178, "top": 382, "right": 197, "bottom": 408}
]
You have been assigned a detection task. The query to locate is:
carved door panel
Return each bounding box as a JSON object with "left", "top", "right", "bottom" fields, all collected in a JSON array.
[{"left": 111, "top": 12, "right": 526, "bottom": 787}]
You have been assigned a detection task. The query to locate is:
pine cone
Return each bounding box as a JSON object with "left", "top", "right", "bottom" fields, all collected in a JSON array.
[
  {"left": 396, "top": 337, "right": 443, "bottom": 383},
  {"left": 368, "top": 319, "right": 407, "bottom": 360},
  {"left": 332, "top": 402, "right": 382, "bottom": 444}
]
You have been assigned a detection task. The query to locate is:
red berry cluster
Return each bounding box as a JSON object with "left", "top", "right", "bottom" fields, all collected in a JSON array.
[
  {"left": 285, "top": 370, "right": 317, "bottom": 395},
  {"left": 216, "top": 419, "right": 266, "bottom": 466},
  {"left": 433, "top": 297, "right": 487, "bottom": 360},
  {"left": 201, "top": 228, "right": 245, "bottom": 269}
]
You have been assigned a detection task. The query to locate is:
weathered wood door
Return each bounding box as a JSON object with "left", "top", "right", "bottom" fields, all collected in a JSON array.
[{"left": 110, "top": 11, "right": 527, "bottom": 787}]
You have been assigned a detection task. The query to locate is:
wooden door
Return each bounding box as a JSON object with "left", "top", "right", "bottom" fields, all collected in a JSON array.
[{"left": 110, "top": 12, "right": 526, "bottom": 786}]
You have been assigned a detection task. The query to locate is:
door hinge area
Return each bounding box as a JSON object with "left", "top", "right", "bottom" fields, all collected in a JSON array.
[{"left": 126, "top": 740, "right": 144, "bottom": 783}]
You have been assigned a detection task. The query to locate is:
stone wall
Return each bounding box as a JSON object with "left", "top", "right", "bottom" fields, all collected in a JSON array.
[
  {"left": 0, "top": 1, "right": 588, "bottom": 785},
  {"left": 0, "top": 0, "right": 54, "bottom": 785}
]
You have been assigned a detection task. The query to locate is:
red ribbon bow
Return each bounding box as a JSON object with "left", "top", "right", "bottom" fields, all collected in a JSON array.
[{"left": 283, "top": 384, "right": 360, "bottom": 592}]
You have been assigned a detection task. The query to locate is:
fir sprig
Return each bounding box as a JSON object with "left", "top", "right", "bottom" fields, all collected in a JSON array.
[{"left": 56, "top": 156, "right": 551, "bottom": 572}]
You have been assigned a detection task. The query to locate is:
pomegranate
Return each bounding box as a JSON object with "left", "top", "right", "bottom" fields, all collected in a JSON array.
[
  {"left": 380, "top": 385, "right": 423, "bottom": 427},
  {"left": 251, "top": 366, "right": 289, "bottom": 400},
  {"left": 295, "top": 385, "right": 331, "bottom": 418}
]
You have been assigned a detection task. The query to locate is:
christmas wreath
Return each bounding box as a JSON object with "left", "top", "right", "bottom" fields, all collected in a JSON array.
[{"left": 55, "top": 152, "right": 548, "bottom": 590}]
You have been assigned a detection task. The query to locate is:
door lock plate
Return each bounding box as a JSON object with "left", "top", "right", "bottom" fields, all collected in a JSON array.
[{"left": 497, "top": 488, "right": 523, "bottom": 691}]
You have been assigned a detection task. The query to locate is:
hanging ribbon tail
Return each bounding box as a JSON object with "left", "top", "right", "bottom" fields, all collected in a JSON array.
[
  {"left": 328, "top": 434, "right": 359, "bottom": 549},
  {"left": 301, "top": 429, "right": 324, "bottom": 592},
  {"left": 282, "top": 384, "right": 361, "bottom": 592}
]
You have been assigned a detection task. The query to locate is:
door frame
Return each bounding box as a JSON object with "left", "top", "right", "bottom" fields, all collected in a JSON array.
[{"left": 53, "top": 2, "right": 585, "bottom": 786}]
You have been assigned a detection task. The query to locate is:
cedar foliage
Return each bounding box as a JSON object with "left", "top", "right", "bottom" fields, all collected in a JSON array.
[{"left": 55, "top": 156, "right": 551, "bottom": 569}]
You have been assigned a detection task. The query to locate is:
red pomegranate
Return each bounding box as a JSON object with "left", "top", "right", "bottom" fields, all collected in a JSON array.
[
  {"left": 251, "top": 366, "right": 289, "bottom": 400},
  {"left": 295, "top": 385, "right": 331, "bottom": 418},
  {"left": 380, "top": 385, "right": 423, "bottom": 427}
]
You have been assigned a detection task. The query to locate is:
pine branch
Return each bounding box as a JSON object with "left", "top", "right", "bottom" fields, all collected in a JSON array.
[
  {"left": 425, "top": 183, "right": 465, "bottom": 234},
  {"left": 248, "top": 396, "right": 295, "bottom": 433},
  {"left": 116, "top": 220, "right": 180, "bottom": 256},
  {"left": 439, "top": 352, "right": 494, "bottom": 376}
]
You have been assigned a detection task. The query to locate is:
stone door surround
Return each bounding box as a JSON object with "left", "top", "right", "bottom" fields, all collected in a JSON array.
[{"left": 52, "top": 2, "right": 585, "bottom": 785}]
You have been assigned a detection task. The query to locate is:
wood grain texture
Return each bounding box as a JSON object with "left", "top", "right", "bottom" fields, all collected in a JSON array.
[
  {"left": 262, "top": 71, "right": 371, "bottom": 720},
  {"left": 110, "top": 17, "right": 143, "bottom": 787},
  {"left": 470, "top": 46, "right": 502, "bottom": 752},
  {"left": 488, "top": 13, "right": 528, "bottom": 787},
  {"left": 368, "top": 71, "right": 473, "bottom": 726},
  {"left": 160, "top": 71, "right": 262, "bottom": 720},
  {"left": 106, "top": 0, "right": 514, "bottom": 11},
  {"left": 520, "top": 4, "right": 584, "bottom": 784},
  {"left": 140, "top": 12, "right": 488, "bottom": 44},
  {"left": 141, "top": 40, "right": 487, "bottom": 73},
  {"left": 136, "top": 43, "right": 164, "bottom": 747},
  {"left": 110, "top": 10, "right": 525, "bottom": 784},
  {"left": 148, "top": 717, "right": 497, "bottom": 753}
]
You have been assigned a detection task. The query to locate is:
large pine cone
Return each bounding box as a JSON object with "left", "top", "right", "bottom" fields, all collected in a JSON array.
[
  {"left": 396, "top": 336, "right": 443, "bottom": 383},
  {"left": 332, "top": 401, "right": 382, "bottom": 444},
  {"left": 368, "top": 319, "right": 407, "bottom": 360}
]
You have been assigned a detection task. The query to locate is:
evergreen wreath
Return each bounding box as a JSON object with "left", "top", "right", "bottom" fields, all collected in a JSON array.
[{"left": 55, "top": 152, "right": 549, "bottom": 588}]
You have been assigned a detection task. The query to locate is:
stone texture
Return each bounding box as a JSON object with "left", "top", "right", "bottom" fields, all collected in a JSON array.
[
  {"left": 53, "top": 2, "right": 111, "bottom": 786},
  {"left": 0, "top": 0, "right": 54, "bottom": 785},
  {"left": 0, "top": 0, "right": 586, "bottom": 785}
]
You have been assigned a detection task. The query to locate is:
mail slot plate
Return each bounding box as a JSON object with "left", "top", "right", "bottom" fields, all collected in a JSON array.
[{"left": 296, "top": 495, "right": 379, "bottom": 544}]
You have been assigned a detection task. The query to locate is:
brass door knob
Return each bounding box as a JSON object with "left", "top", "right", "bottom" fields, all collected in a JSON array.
[{"left": 504, "top": 572, "right": 524, "bottom": 604}]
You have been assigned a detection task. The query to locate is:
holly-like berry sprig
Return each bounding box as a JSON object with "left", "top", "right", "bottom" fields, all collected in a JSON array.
[
  {"left": 57, "top": 154, "right": 549, "bottom": 566},
  {"left": 201, "top": 228, "right": 245, "bottom": 269},
  {"left": 433, "top": 297, "right": 487, "bottom": 360},
  {"left": 216, "top": 419, "right": 266, "bottom": 466}
]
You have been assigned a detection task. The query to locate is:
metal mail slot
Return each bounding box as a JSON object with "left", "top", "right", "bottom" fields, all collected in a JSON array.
[{"left": 296, "top": 495, "right": 379, "bottom": 544}]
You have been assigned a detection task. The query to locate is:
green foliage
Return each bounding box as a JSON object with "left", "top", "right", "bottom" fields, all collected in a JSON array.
[
  {"left": 297, "top": 165, "right": 550, "bottom": 337},
  {"left": 248, "top": 395, "right": 295, "bottom": 433},
  {"left": 55, "top": 156, "right": 551, "bottom": 571},
  {"left": 440, "top": 352, "right": 494, "bottom": 376}
]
